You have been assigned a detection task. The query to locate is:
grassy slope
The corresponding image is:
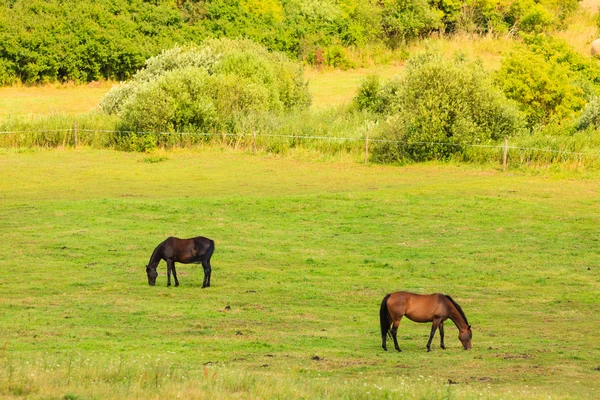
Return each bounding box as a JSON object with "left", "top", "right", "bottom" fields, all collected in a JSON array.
[{"left": 0, "top": 148, "right": 599, "bottom": 399}]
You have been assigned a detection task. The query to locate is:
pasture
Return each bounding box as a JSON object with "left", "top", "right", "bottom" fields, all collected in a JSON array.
[{"left": 0, "top": 148, "right": 599, "bottom": 399}]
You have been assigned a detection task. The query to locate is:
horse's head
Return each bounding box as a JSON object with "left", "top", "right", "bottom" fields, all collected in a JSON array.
[
  {"left": 458, "top": 325, "right": 472, "bottom": 350},
  {"left": 146, "top": 264, "right": 158, "bottom": 286}
]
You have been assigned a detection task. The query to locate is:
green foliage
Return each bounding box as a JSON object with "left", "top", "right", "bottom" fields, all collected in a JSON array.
[
  {"left": 0, "top": 0, "right": 582, "bottom": 83},
  {"left": 324, "top": 46, "right": 355, "bottom": 69},
  {"left": 576, "top": 96, "right": 600, "bottom": 131},
  {"left": 523, "top": 34, "right": 600, "bottom": 88},
  {"left": 519, "top": 3, "right": 554, "bottom": 33},
  {"left": 457, "top": 0, "right": 579, "bottom": 35},
  {"left": 0, "top": 0, "right": 198, "bottom": 84},
  {"left": 495, "top": 34, "right": 600, "bottom": 129},
  {"left": 380, "top": 0, "right": 443, "bottom": 46},
  {"left": 355, "top": 51, "right": 523, "bottom": 162},
  {"left": 100, "top": 39, "right": 311, "bottom": 137},
  {"left": 353, "top": 75, "right": 384, "bottom": 113}
]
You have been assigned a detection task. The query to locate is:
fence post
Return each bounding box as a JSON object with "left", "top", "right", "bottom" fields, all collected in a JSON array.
[
  {"left": 73, "top": 122, "right": 78, "bottom": 148},
  {"left": 503, "top": 137, "right": 508, "bottom": 172},
  {"left": 365, "top": 130, "right": 369, "bottom": 164},
  {"left": 253, "top": 129, "right": 257, "bottom": 155}
]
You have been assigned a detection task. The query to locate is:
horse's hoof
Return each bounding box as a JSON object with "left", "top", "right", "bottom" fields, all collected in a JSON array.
[
  {"left": 382, "top": 347, "right": 387, "bottom": 351},
  {"left": 395, "top": 348, "right": 402, "bottom": 353}
]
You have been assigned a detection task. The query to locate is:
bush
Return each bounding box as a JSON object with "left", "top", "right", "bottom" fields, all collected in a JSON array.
[
  {"left": 495, "top": 35, "right": 600, "bottom": 129},
  {"left": 380, "top": 0, "right": 443, "bottom": 46},
  {"left": 519, "top": 3, "right": 554, "bottom": 33},
  {"left": 355, "top": 51, "right": 524, "bottom": 162},
  {"left": 100, "top": 39, "right": 311, "bottom": 136},
  {"left": 576, "top": 97, "right": 600, "bottom": 131},
  {"left": 457, "top": 0, "right": 579, "bottom": 35},
  {"left": 353, "top": 75, "right": 384, "bottom": 113}
]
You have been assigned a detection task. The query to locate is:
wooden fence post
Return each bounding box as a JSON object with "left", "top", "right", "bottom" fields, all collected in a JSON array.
[
  {"left": 503, "top": 137, "right": 508, "bottom": 172},
  {"left": 73, "top": 122, "right": 78, "bottom": 148}
]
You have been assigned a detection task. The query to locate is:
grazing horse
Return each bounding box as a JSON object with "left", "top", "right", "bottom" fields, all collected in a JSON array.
[
  {"left": 145, "top": 236, "right": 215, "bottom": 288},
  {"left": 379, "top": 291, "right": 472, "bottom": 352}
]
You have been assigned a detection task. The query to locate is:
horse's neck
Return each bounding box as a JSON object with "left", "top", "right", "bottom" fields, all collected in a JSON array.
[
  {"left": 149, "top": 243, "right": 164, "bottom": 267},
  {"left": 448, "top": 303, "right": 468, "bottom": 331}
]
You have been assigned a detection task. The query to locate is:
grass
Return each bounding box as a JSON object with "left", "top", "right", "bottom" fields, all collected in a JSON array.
[
  {"left": 305, "top": 65, "right": 403, "bottom": 109},
  {"left": 0, "top": 82, "right": 112, "bottom": 122},
  {"left": 0, "top": 147, "right": 599, "bottom": 399},
  {"left": 554, "top": 0, "right": 599, "bottom": 55}
]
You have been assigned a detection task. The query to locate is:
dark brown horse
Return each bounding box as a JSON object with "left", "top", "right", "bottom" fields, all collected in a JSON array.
[
  {"left": 145, "top": 236, "right": 215, "bottom": 287},
  {"left": 379, "top": 291, "right": 472, "bottom": 352}
]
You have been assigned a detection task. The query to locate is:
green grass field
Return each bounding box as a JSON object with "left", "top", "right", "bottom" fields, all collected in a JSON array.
[{"left": 1, "top": 148, "right": 599, "bottom": 399}]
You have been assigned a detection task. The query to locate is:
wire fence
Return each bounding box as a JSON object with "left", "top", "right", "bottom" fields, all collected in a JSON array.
[{"left": 1, "top": 127, "right": 599, "bottom": 168}]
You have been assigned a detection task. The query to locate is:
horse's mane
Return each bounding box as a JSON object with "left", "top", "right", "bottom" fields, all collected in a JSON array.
[
  {"left": 444, "top": 295, "right": 469, "bottom": 326},
  {"left": 148, "top": 240, "right": 165, "bottom": 265}
]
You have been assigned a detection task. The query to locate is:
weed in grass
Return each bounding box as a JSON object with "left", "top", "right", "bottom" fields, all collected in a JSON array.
[{"left": 142, "top": 155, "right": 169, "bottom": 163}]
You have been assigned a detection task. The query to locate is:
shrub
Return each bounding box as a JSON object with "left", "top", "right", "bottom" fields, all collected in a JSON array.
[
  {"left": 495, "top": 35, "right": 600, "bottom": 129},
  {"left": 380, "top": 0, "right": 443, "bottom": 46},
  {"left": 576, "top": 96, "right": 600, "bottom": 131},
  {"left": 457, "top": 0, "right": 579, "bottom": 35},
  {"left": 100, "top": 39, "right": 311, "bottom": 136},
  {"left": 355, "top": 51, "right": 524, "bottom": 162},
  {"left": 324, "top": 46, "right": 355, "bottom": 69},
  {"left": 519, "top": 3, "right": 554, "bottom": 33},
  {"left": 353, "top": 75, "right": 384, "bottom": 113}
]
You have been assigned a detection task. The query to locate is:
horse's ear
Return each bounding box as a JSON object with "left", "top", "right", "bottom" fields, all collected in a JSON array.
[{"left": 468, "top": 325, "right": 471, "bottom": 329}]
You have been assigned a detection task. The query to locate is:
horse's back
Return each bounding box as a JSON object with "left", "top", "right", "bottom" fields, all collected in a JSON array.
[
  {"left": 162, "top": 236, "right": 214, "bottom": 262},
  {"left": 387, "top": 292, "right": 448, "bottom": 323},
  {"left": 166, "top": 236, "right": 212, "bottom": 248}
]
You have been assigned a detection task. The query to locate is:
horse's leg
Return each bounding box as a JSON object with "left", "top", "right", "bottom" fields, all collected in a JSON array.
[
  {"left": 166, "top": 260, "right": 173, "bottom": 287},
  {"left": 172, "top": 263, "right": 179, "bottom": 287},
  {"left": 201, "top": 261, "right": 208, "bottom": 288},
  {"left": 426, "top": 320, "right": 441, "bottom": 352},
  {"left": 391, "top": 317, "right": 402, "bottom": 352},
  {"left": 207, "top": 259, "right": 212, "bottom": 287},
  {"left": 439, "top": 322, "right": 446, "bottom": 350},
  {"left": 202, "top": 259, "right": 212, "bottom": 288}
]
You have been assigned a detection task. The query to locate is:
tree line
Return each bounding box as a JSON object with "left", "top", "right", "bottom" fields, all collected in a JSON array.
[{"left": 0, "top": 0, "right": 581, "bottom": 84}]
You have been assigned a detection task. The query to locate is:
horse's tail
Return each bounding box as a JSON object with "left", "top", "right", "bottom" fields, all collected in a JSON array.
[
  {"left": 206, "top": 239, "right": 215, "bottom": 260},
  {"left": 379, "top": 294, "right": 392, "bottom": 341}
]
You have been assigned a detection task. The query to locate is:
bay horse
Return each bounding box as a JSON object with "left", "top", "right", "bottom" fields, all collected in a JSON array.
[
  {"left": 145, "top": 236, "right": 215, "bottom": 288},
  {"left": 379, "top": 291, "right": 472, "bottom": 352}
]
